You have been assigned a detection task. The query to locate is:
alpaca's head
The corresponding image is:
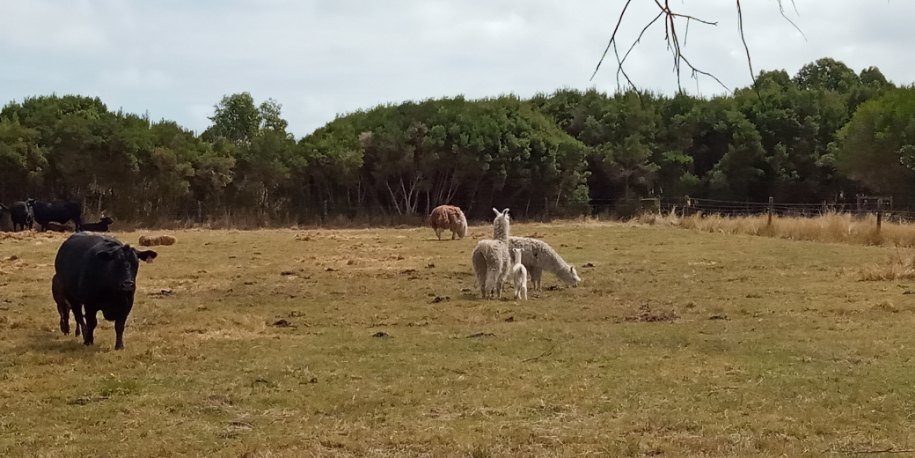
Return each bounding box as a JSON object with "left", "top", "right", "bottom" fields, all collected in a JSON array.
[
  {"left": 512, "top": 248, "right": 523, "bottom": 264},
  {"left": 559, "top": 265, "right": 582, "bottom": 287},
  {"left": 492, "top": 208, "right": 510, "bottom": 241},
  {"left": 455, "top": 212, "right": 468, "bottom": 239}
]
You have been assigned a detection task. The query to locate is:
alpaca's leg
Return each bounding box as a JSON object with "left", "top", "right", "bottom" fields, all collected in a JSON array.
[
  {"left": 498, "top": 261, "right": 511, "bottom": 299},
  {"left": 435, "top": 228, "right": 443, "bottom": 240},
  {"left": 473, "top": 256, "right": 487, "bottom": 299},
  {"left": 531, "top": 267, "right": 543, "bottom": 290},
  {"left": 495, "top": 268, "right": 504, "bottom": 299}
]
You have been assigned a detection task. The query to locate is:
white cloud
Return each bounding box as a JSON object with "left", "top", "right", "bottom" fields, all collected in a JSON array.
[{"left": 1, "top": 0, "right": 914, "bottom": 137}]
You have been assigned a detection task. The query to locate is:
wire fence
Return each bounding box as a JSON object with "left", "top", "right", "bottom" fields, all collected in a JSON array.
[
  {"left": 4, "top": 194, "right": 912, "bottom": 231},
  {"left": 589, "top": 195, "right": 915, "bottom": 226}
]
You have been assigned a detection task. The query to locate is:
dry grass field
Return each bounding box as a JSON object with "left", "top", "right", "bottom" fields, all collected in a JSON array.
[{"left": 2, "top": 219, "right": 915, "bottom": 457}]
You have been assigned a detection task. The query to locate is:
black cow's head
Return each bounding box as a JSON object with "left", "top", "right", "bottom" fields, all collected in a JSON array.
[
  {"left": 96, "top": 243, "right": 158, "bottom": 292},
  {"left": 100, "top": 216, "right": 114, "bottom": 225}
]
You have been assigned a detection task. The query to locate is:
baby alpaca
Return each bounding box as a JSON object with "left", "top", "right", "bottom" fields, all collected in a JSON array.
[{"left": 511, "top": 248, "right": 528, "bottom": 300}]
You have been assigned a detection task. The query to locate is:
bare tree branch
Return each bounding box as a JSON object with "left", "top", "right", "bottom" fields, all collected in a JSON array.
[
  {"left": 590, "top": 0, "right": 633, "bottom": 81},
  {"left": 591, "top": 0, "right": 805, "bottom": 94},
  {"left": 736, "top": 0, "right": 755, "bottom": 87},
  {"left": 778, "top": 0, "right": 808, "bottom": 41},
  {"left": 615, "top": 11, "right": 665, "bottom": 90}
]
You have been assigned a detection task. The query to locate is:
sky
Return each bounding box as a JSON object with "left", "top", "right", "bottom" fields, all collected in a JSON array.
[{"left": 2, "top": 0, "right": 914, "bottom": 138}]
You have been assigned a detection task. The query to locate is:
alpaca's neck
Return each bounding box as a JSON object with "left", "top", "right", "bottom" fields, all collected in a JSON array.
[
  {"left": 541, "top": 249, "right": 571, "bottom": 274},
  {"left": 493, "top": 218, "right": 510, "bottom": 242}
]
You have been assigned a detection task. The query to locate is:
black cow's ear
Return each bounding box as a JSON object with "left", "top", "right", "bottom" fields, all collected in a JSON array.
[{"left": 135, "top": 249, "right": 158, "bottom": 263}]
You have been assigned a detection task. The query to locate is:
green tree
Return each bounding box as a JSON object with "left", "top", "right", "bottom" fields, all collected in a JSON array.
[{"left": 836, "top": 87, "right": 915, "bottom": 203}]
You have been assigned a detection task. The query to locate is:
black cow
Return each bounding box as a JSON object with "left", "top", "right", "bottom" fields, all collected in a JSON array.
[
  {"left": 10, "top": 201, "right": 33, "bottom": 231},
  {"left": 28, "top": 199, "right": 82, "bottom": 232},
  {"left": 53, "top": 233, "right": 158, "bottom": 349},
  {"left": 80, "top": 216, "right": 114, "bottom": 232}
]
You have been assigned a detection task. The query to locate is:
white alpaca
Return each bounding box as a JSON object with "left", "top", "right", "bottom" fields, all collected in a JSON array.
[
  {"left": 511, "top": 248, "right": 528, "bottom": 300},
  {"left": 428, "top": 204, "right": 467, "bottom": 240},
  {"left": 508, "top": 236, "right": 582, "bottom": 290},
  {"left": 471, "top": 208, "right": 511, "bottom": 299}
]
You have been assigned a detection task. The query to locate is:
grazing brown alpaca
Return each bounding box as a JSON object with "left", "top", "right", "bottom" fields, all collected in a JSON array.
[{"left": 428, "top": 205, "right": 467, "bottom": 240}]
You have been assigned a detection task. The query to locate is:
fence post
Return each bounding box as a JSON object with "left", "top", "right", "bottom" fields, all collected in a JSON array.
[
  {"left": 767, "top": 196, "right": 774, "bottom": 227},
  {"left": 877, "top": 198, "right": 883, "bottom": 232}
]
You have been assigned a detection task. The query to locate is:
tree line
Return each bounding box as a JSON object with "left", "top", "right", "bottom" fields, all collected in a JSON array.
[{"left": 0, "top": 57, "right": 912, "bottom": 225}]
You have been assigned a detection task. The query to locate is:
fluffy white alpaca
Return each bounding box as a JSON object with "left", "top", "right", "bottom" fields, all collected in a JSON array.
[
  {"left": 511, "top": 248, "right": 528, "bottom": 300},
  {"left": 471, "top": 208, "right": 511, "bottom": 299},
  {"left": 508, "top": 236, "right": 582, "bottom": 290},
  {"left": 428, "top": 204, "right": 467, "bottom": 240}
]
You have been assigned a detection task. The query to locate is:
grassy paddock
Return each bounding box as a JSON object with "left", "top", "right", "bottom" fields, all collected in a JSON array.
[{"left": 2, "top": 222, "right": 915, "bottom": 456}]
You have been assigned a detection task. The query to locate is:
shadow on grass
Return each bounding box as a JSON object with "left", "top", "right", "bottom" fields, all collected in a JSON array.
[{"left": 14, "top": 331, "right": 105, "bottom": 354}]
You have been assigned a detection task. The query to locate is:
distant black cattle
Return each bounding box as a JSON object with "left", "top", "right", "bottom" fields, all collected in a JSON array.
[
  {"left": 28, "top": 199, "right": 82, "bottom": 232},
  {"left": 10, "top": 201, "right": 33, "bottom": 231},
  {"left": 0, "top": 204, "right": 9, "bottom": 231},
  {"left": 80, "top": 216, "right": 114, "bottom": 232},
  {"left": 53, "top": 233, "right": 158, "bottom": 350}
]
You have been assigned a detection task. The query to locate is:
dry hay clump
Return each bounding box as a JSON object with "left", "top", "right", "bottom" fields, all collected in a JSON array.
[
  {"left": 139, "top": 234, "right": 177, "bottom": 247},
  {"left": 0, "top": 232, "right": 31, "bottom": 241},
  {"left": 639, "top": 210, "right": 911, "bottom": 247},
  {"left": 858, "top": 249, "right": 915, "bottom": 281},
  {"left": 625, "top": 303, "right": 680, "bottom": 323},
  {"left": 0, "top": 231, "right": 66, "bottom": 242}
]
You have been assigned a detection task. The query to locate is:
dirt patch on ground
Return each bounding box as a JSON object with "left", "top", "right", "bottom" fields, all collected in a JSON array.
[{"left": 625, "top": 303, "right": 680, "bottom": 323}]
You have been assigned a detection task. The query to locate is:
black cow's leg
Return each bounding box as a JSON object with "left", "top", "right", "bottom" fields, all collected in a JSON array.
[
  {"left": 74, "top": 306, "right": 83, "bottom": 337},
  {"left": 83, "top": 311, "right": 97, "bottom": 346},
  {"left": 52, "top": 276, "right": 70, "bottom": 335},
  {"left": 114, "top": 318, "right": 127, "bottom": 350},
  {"left": 56, "top": 299, "right": 70, "bottom": 335},
  {"left": 69, "top": 300, "right": 84, "bottom": 337}
]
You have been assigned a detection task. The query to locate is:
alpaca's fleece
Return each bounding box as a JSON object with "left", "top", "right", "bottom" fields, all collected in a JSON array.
[
  {"left": 472, "top": 240, "right": 511, "bottom": 299},
  {"left": 470, "top": 208, "right": 513, "bottom": 299},
  {"left": 511, "top": 248, "right": 528, "bottom": 300},
  {"left": 429, "top": 205, "right": 467, "bottom": 240},
  {"left": 508, "top": 236, "right": 581, "bottom": 290}
]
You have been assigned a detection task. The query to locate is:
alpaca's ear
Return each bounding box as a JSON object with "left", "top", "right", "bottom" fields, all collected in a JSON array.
[
  {"left": 492, "top": 208, "right": 500, "bottom": 216},
  {"left": 503, "top": 208, "right": 510, "bottom": 215}
]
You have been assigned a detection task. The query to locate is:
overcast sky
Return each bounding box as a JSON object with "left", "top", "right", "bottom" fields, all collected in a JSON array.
[{"left": 2, "top": 1, "right": 913, "bottom": 137}]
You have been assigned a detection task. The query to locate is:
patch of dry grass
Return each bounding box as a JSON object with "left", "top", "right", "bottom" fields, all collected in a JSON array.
[
  {"left": 1, "top": 223, "right": 915, "bottom": 456},
  {"left": 858, "top": 248, "right": 915, "bottom": 281},
  {"left": 638, "top": 210, "right": 915, "bottom": 247}
]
